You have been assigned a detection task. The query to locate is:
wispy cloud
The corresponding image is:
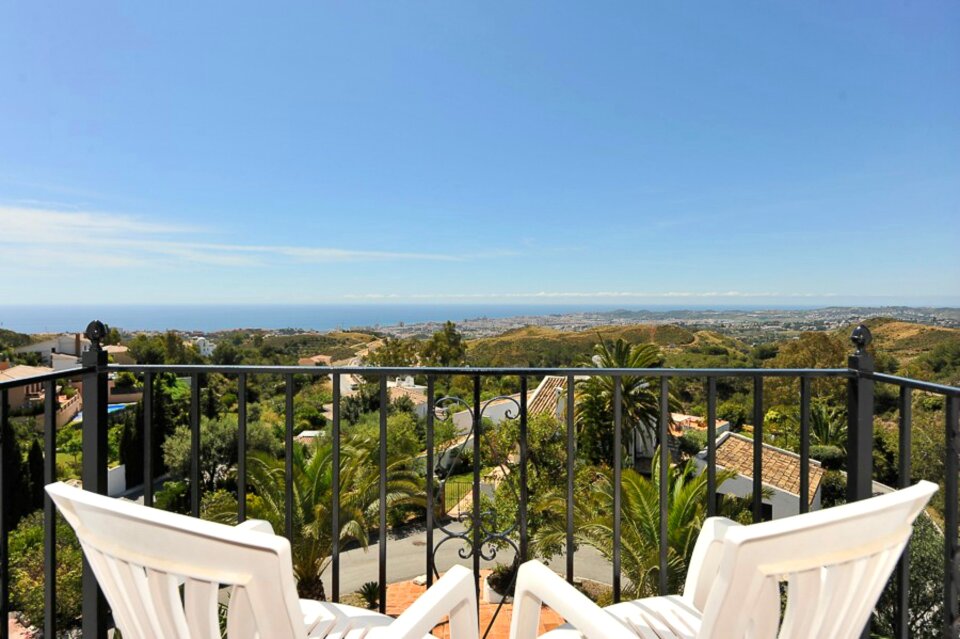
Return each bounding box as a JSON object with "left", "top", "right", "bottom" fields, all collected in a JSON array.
[{"left": 0, "top": 206, "right": 460, "bottom": 269}]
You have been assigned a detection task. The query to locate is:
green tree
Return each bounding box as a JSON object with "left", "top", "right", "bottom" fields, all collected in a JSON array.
[
  {"left": 767, "top": 332, "right": 847, "bottom": 408},
  {"left": 2, "top": 416, "right": 29, "bottom": 525},
  {"left": 120, "top": 403, "right": 145, "bottom": 488},
  {"left": 211, "top": 341, "right": 243, "bottom": 366},
  {"left": 364, "top": 337, "right": 419, "bottom": 367},
  {"left": 26, "top": 439, "right": 44, "bottom": 511},
  {"left": 210, "top": 432, "right": 423, "bottom": 600},
  {"left": 127, "top": 334, "right": 165, "bottom": 364},
  {"left": 163, "top": 414, "right": 280, "bottom": 492},
  {"left": 420, "top": 321, "right": 466, "bottom": 367},
  {"left": 575, "top": 338, "right": 674, "bottom": 466},
  {"left": 533, "top": 455, "right": 744, "bottom": 598}
]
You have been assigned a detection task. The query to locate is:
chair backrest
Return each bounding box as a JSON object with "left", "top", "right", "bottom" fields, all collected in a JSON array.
[
  {"left": 46, "top": 482, "right": 310, "bottom": 639},
  {"left": 698, "top": 481, "right": 937, "bottom": 639}
]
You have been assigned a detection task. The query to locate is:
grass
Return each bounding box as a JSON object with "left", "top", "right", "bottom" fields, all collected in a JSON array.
[{"left": 443, "top": 472, "right": 473, "bottom": 510}]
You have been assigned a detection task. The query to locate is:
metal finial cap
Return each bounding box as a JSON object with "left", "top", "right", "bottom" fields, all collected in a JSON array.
[
  {"left": 850, "top": 324, "right": 872, "bottom": 353},
  {"left": 85, "top": 320, "right": 107, "bottom": 350}
]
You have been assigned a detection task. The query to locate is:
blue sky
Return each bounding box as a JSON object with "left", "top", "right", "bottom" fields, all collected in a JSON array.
[{"left": 1, "top": 2, "right": 957, "bottom": 306}]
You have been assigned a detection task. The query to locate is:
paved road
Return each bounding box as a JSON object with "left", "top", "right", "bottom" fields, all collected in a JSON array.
[{"left": 321, "top": 520, "right": 614, "bottom": 596}]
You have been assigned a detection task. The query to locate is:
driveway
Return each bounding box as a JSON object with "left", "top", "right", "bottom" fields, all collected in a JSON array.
[{"left": 321, "top": 520, "right": 614, "bottom": 596}]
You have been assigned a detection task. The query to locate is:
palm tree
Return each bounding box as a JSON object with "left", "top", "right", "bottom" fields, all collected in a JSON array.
[
  {"left": 809, "top": 400, "right": 847, "bottom": 451},
  {"left": 212, "top": 433, "right": 423, "bottom": 600},
  {"left": 575, "top": 337, "right": 676, "bottom": 466},
  {"left": 533, "top": 453, "right": 748, "bottom": 598}
]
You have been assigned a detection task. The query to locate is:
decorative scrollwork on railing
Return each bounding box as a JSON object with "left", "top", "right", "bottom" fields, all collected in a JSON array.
[{"left": 430, "top": 393, "right": 524, "bottom": 575}]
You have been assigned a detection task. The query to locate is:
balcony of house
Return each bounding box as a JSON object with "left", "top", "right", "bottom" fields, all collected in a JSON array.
[{"left": 0, "top": 321, "right": 957, "bottom": 639}]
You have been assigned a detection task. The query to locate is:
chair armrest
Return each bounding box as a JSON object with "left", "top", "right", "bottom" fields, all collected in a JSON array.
[
  {"left": 369, "top": 565, "right": 478, "bottom": 639},
  {"left": 234, "top": 519, "right": 275, "bottom": 535},
  {"left": 508, "top": 561, "right": 635, "bottom": 639},
  {"left": 682, "top": 516, "right": 740, "bottom": 610}
]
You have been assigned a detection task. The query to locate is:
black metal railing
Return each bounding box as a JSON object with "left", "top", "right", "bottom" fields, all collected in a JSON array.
[{"left": 0, "top": 321, "right": 957, "bottom": 638}]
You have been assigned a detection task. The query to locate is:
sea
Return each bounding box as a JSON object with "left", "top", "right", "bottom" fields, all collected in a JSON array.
[{"left": 0, "top": 303, "right": 814, "bottom": 334}]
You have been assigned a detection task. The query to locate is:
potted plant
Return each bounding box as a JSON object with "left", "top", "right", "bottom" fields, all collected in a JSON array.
[{"left": 483, "top": 561, "right": 518, "bottom": 604}]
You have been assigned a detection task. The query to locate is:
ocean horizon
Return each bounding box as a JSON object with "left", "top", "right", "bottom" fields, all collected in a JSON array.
[{"left": 0, "top": 303, "right": 839, "bottom": 334}]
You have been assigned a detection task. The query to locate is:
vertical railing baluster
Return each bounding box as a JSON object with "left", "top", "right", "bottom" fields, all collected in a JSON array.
[
  {"left": 752, "top": 375, "right": 764, "bottom": 522},
  {"left": 143, "top": 372, "right": 154, "bottom": 508},
  {"left": 425, "top": 376, "right": 435, "bottom": 587},
  {"left": 847, "top": 326, "right": 875, "bottom": 504},
  {"left": 519, "top": 375, "right": 529, "bottom": 563},
  {"left": 612, "top": 375, "right": 622, "bottom": 603},
  {"left": 894, "top": 386, "right": 912, "bottom": 639},
  {"left": 706, "top": 377, "right": 717, "bottom": 517},
  {"left": 43, "top": 381, "right": 57, "bottom": 639},
  {"left": 285, "top": 375, "right": 294, "bottom": 541},
  {"left": 331, "top": 373, "right": 341, "bottom": 603},
  {"left": 237, "top": 373, "right": 247, "bottom": 523},
  {"left": 472, "top": 375, "right": 482, "bottom": 606},
  {"left": 81, "top": 331, "right": 109, "bottom": 639},
  {"left": 658, "top": 377, "right": 669, "bottom": 595},
  {"left": 847, "top": 327, "right": 876, "bottom": 639},
  {"left": 378, "top": 375, "right": 388, "bottom": 614},
  {"left": 799, "top": 377, "right": 810, "bottom": 515},
  {"left": 0, "top": 388, "right": 8, "bottom": 639},
  {"left": 565, "top": 375, "right": 575, "bottom": 584},
  {"left": 190, "top": 372, "right": 200, "bottom": 518},
  {"left": 944, "top": 396, "right": 959, "bottom": 638}
]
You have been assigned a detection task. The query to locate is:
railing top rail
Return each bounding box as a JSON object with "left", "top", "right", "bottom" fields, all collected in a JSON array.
[
  {"left": 0, "top": 367, "right": 89, "bottom": 391},
  {"left": 863, "top": 371, "right": 960, "bottom": 397},
  {"left": 110, "top": 363, "right": 854, "bottom": 378}
]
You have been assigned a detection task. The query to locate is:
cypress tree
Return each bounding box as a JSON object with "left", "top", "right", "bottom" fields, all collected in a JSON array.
[{"left": 27, "top": 439, "right": 44, "bottom": 511}]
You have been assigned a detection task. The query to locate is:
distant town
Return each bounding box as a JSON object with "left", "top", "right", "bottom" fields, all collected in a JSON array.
[{"left": 357, "top": 306, "right": 960, "bottom": 342}]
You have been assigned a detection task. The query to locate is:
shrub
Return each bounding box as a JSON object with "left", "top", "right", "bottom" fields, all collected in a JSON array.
[
  {"left": 809, "top": 444, "right": 845, "bottom": 470},
  {"left": 678, "top": 430, "right": 708, "bottom": 456},
  {"left": 9, "top": 511, "right": 83, "bottom": 630},
  {"left": 357, "top": 581, "right": 380, "bottom": 610}
]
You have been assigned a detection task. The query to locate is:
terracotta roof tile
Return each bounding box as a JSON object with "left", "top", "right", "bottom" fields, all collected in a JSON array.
[
  {"left": 714, "top": 432, "right": 824, "bottom": 506},
  {"left": 528, "top": 376, "right": 566, "bottom": 417},
  {"left": 389, "top": 386, "right": 428, "bottom": 405},
  {"left": 0, "top": 365, "right": 54, "bottom": 382}
]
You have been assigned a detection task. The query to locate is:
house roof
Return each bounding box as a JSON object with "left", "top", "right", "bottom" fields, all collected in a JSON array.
[
  {"left": 0, "top": 364, "right": 54, "bottom": 382},
  {"left": 103, "top": 345, "right": 129, "bottom": 354},
  {"left": 669, "top": 413, "right": 731, "bottom": 437},
  {"left": 712, "top": 432, "right": 824, "bottom": 505},
  {"left": 528, "top": 376, "right": 567, "bottom": 417},
  {"left": 389, "top": 385, "right": 428, "bottom": 406}
]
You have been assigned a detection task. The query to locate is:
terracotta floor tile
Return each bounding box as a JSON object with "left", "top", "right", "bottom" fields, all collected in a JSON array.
[{"left": 385, "top": 572, "right": 566, "bottom": 639}]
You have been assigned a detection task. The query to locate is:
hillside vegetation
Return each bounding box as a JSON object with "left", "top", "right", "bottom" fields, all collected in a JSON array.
[
  {"left": 467, "top": 324, "right": 700, "bottom": 367},
  {"left": 841, "top": 318, "right": 960, "bottom": 363}
]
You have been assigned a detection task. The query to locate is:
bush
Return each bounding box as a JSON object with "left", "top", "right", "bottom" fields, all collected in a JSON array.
[
  {"left": 678, "top": 430, "right": 708, "bottom": 456},
  {"left": 809, "top": 444, "right": 845, "bottom": 470},
  {"left": 9, "top": 511, "right": 83, "bottom": 630},
  {"left": 820, "top": 471, "right": 846, "bottom": 507},
  {"left": 155, "top": 480, "right": 190, "bottom": 514}
]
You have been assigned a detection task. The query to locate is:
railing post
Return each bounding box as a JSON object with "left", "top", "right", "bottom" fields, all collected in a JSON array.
[
  {"left": 847, "top": 324, "right": 875, "bottom": 503},
  {"left": 80, "top": 321, "right": 109, "bottom": 639}
]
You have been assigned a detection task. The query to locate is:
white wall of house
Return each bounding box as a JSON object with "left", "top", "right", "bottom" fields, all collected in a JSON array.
[
  {"left": 107, "top": 465, "right": 126, "bottom": 497},
  {"left": 451, "top": 398, "right": 520, "bottom": 436},
  {"left": 194, "top": 337, "right": 216, "bottom": 357},
  {"left": 692, "top": 457, "right": 823, "bottom": 519}
]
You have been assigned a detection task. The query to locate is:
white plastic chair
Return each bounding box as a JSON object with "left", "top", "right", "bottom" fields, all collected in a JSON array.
[
  {"left": 509, "top": 481, "right": 937, "bottom": 639},
  {"left": 46, "top": 481, "right": 478, "bottom": 639}
]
